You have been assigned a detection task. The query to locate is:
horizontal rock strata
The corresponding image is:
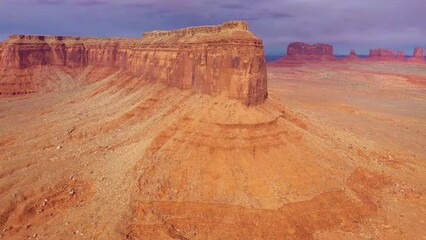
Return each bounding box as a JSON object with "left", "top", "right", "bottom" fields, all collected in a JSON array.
[{"left": 0, "top": 21, "right": 268, "bottom": 105}]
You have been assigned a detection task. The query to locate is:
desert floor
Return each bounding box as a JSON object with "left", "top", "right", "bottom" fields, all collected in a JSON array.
[{"left": 0, "top": 62, "right": 425, "bottom": 239}]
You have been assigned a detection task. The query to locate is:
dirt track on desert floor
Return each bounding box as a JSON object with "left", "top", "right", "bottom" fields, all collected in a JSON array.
[{"left": 0, "top": 62, "right": 425, "bottom": 239}]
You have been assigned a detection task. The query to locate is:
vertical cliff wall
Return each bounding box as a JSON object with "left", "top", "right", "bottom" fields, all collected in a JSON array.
[{"left": 0, "top": 21, "right": 267, "bottom": 105}]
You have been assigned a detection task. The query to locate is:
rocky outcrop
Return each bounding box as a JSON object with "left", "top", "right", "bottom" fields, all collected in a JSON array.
[
  {"left": 0, "top": 21, "right": 268, "bottom": 105},
  {"left": 408, "top": 47, "right": 425, "bottom": 62},
  {"left": 272, "top": 42, "right": 336, "bottom": 65},
  {"left": 413, "top": 47, "right": 424, "bottom": 58},
  {"left": 369, "top": 48, "right": 395, "bottom": 58},
  {"left": 342, "top": 49, "right": 363, "bottom": 61},
  {"left": 396, "top": 50, "right": 405, "bottom": 59},
  {"left": 368, "top": 48, "right": 406, "bottom": 61},
  {"left": 286, "top": 42, "right": 333, "bottom": 56},
  {"left": 271, "top": 44, "right": 425, "bottom": 64}
]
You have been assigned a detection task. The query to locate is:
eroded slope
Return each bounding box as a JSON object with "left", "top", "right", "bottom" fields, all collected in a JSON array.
[{"left": 0, "top": 65, "right": 424, "bottom": 239}]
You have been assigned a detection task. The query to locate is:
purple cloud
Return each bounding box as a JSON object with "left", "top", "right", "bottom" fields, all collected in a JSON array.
[
  {"left": 37, "top": 0, "right": 65, "bottom": 5},
  {"left": 76, "top": 0, "right": 109, "bottom": 6}
]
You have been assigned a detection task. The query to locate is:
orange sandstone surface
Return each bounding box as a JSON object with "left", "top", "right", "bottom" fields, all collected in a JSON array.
[{"left": 0, "top": 21, "right": 267, "bottom": 105}]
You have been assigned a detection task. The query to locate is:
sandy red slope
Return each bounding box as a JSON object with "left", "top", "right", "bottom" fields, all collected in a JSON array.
[{"left": 0, "top": 62, "right": 425, "bottom": 239}]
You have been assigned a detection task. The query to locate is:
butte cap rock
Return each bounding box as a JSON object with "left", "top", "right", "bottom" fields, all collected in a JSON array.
[{"left": 0, "top": 21, "right": 268, "bottom": 106}]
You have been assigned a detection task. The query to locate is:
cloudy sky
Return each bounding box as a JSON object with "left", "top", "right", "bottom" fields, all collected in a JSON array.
[{"left": 0, "top": 0, "right": 425, "bottom": 55}]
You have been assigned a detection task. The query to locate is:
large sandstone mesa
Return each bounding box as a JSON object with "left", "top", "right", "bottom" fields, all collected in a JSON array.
[
  {"left": 0, "top": 21, "right": 268, "bottom": 105},
  {"left": 286, "top": 42, "right": 334, "bottom": 56},
  {"left": 368, "top": 48, "right": 406, "bottom": 61},
  {"left": 272, "top": 42, "right": 336, "bottom": 65}
]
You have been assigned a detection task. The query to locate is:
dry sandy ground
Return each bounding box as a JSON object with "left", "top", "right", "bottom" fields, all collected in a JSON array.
[{"left": 0, "top": 62, "right": 425, "bottom": 239}]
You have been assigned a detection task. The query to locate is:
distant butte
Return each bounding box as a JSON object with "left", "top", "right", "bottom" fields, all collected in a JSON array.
[
  {"left": 368, "top": 48, "right": 406, "bottom": 61},
  {"left": 413, "top": 47, "right": 425, "bottom": 58},
  {"left": 267, "top": 40, "right": 426, "bottom": 65},
  {"left": 0, "top": 21, "right": 268, "bottom": 106},
  {"left": 397, "top": 50, "right": 405, "bottom": 59},
  {"left": 368, "top": 48, "right": 396, "bottom": 59},
  {"left": 342, "top": 49, "right": 362, "bottom": 61},
  {"left": 408, "top": 47, "right": 425, "bottom": 62},
  {"left": 271, "top": 42, "right": 336, "bottom": 65},
  {"left": 286, "top": 42, "right": 334, "bottom": 56}
]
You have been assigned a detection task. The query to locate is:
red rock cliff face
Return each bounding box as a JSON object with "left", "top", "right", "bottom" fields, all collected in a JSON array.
[
  {"left": 369, "top": 48, "right": 395, "bottom": 58},
  {"left": 286, "top": 42, "right": 333, "bottom": 56},
  {"left": 408, "top": 47, "right": 425, "bottom": 62},
  {"left": 271, "top": 42, "right": 335, "bottom": 65},
  {"left": 0, "top": 43, "right": 2, "bottom": 66},
  {"left": 413, "top": 47, "right": 424, "bottom": 58},
  {"left": 368, "top": 48, "right": 406, "bottom": 61},
  {"left": 0, "top": 21, "right": 267, "bottom": 105}
]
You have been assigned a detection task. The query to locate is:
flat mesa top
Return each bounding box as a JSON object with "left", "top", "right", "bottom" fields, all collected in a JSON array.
[
  {"left": 5, "top": 21, "right": 260, "bottom": 45},
  {"left": 142, "top": 21, "right": 249, "bottom": 38}
]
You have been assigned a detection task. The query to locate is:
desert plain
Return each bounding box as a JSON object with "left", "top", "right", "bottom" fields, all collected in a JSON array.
[{"left": 0, "top": 59, "right": 424, "bottom": 239}]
